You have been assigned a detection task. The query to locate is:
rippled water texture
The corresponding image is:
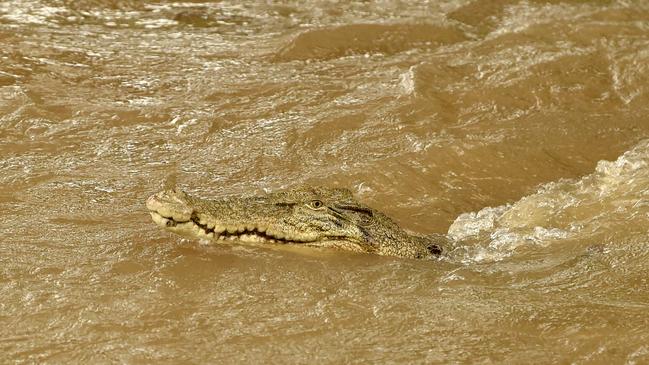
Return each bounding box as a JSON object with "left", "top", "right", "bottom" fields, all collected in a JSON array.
[{"left": 2, "top": 1, "right": 649, "bottom": 363}]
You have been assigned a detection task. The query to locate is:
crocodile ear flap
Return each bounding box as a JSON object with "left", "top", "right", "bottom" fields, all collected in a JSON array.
[{"left": 427, "top": 244, "right": 442, "bottom": 256}]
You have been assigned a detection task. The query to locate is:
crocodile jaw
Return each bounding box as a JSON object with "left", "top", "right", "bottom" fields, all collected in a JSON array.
[
  {"left": 146, "top": 190, "right": 357, "bottom": 248},
  {"left": 148, "top": 210, "right": 321, "bottom": 245}
]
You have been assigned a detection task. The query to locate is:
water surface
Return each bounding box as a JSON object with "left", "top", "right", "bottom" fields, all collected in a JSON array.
[{"left": 1, "top": 0, "right": 649, "bottom": 363}]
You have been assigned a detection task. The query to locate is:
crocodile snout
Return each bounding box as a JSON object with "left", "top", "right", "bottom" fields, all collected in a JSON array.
[{"left": 146, "top": 189, "right": 193, "bottom": 222}]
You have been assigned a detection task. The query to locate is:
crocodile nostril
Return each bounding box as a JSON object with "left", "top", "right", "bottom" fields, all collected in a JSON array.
[{"left": 166, "top": 220, "right": 177, "bottom": 227}]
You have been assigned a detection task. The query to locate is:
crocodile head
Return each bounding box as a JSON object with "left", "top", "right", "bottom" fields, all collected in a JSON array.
[{"left": 146, "top": 186, "right": 444, "bottom": 259}]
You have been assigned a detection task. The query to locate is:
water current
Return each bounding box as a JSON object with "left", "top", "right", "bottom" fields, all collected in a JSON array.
[{"left": 1, "top": 0, "right": 649, "bottom": 363}]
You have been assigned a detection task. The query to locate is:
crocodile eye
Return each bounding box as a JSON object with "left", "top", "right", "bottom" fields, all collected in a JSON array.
[{"left": 308, "top": 200, "right": 325, "bottom": 210}]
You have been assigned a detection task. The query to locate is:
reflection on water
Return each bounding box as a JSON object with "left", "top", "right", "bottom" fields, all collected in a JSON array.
[{"left": 1, "top": 0, "right": 649, "bottom": 363}]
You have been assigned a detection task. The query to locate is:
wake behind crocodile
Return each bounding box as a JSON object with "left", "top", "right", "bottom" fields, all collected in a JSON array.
[{"left": 448, "top": 139, "right": 649, "bottom": 263}]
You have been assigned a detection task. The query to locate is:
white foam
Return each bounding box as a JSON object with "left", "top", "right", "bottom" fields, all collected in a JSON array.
[{"left": 449, "top": 139, "right": 649, "bottom": 262}]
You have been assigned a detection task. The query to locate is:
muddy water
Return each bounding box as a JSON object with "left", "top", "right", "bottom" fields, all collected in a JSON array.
[{"left": 2, "top": 0, "right": 649, "bottom": 363}]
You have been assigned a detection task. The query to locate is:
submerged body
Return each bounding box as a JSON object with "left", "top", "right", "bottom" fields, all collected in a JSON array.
[{"left": 146, "top": 186, "right": 445, "bottom": 259}]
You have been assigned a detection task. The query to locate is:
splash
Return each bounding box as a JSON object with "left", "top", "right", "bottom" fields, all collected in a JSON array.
[{"left": 448, "top": 139, "right": 649, "bottom": 262}]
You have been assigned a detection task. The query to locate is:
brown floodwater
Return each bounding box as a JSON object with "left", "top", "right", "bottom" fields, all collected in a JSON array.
[{"left": 2, "top": 0, "right": 649, "bottom": 363}]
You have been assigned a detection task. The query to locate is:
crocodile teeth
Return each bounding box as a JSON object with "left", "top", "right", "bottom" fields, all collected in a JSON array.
[
  {"left": 240, "top": 234, "right": 264, "bottom": 243},
  {"left": 183, "top": 217, "right": 310, "bottom": 245}
]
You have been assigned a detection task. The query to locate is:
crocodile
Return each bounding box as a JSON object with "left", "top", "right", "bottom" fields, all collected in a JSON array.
[{"left": 146, "top": 186, "right": 446, "bottom": 259}]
